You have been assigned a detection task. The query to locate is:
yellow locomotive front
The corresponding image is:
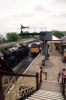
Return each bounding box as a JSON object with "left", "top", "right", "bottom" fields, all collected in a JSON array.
[{"left": 30, "top": 43, "right": 40, "bottom": 55}]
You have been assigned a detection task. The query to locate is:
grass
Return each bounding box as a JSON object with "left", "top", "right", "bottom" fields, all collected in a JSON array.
[{"left": 0, "top": 39, "right": 29, "bottom": 52}]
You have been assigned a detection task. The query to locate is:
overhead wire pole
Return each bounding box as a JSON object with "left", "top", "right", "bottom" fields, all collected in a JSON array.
[
  {"left": 45, "top": 27, "right": 46, "bottom": 31},
  {"left": 34, "top": 27, "right": 36, "bottom": 32}
]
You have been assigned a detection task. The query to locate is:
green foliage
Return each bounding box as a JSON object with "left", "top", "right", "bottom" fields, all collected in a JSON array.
[
  {"left": 20, "top": 31, "right": 39, "bottom": 39},
  {"left": 6, "top": 32, "right": 22, "bottom": 42},
  {"left": 33, "top": 35, "right": 39, "bottom": 39},
  {"left": 22, "top": 31, "right": 33, "bottom": 38},
  {"left": 1, "top": 38, "right": 6, "bottom": 43},
  {"left": 32, "top": 32, "right": 39, "bottom": 39},
  {"left": 0, "top": 34, "right": 6, "bottom": 44},
  {"left": 0, "top": 45, "right": 13, "bottom": 52},
  {"left": 52, "top": 30, "right": 65, "bottom": 38}
]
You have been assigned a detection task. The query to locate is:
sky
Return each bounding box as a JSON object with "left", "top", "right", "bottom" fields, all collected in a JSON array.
[{"left": 0, "top": 0, "right": 66, "bottom": 36}]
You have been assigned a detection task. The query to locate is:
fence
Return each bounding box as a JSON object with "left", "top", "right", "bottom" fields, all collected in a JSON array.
[{"left": 0, "top": 66, "right": 47, "bottom": 100}]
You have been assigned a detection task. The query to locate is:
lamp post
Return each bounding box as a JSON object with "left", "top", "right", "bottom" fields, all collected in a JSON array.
[
  {"left": 44, "top": 27, "right": 46, "bottom": 31},
  {"left": 42, "top": 36, "right": 45, "bottom": 66},
  {"left": 42, "top": 27, "right": 46, "bottom": 66}
]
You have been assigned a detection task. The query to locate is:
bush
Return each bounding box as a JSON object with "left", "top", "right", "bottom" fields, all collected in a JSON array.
[{"left": 0, "top": 45, "right": 13, "bottom": 52}]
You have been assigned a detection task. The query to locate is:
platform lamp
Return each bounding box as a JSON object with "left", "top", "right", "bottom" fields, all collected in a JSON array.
[
  {"left": 42, "top": 38, "right": 45, "bottom": 66},
  {"left": 40, "top": 27, "right": 46, "bottom": 66}
]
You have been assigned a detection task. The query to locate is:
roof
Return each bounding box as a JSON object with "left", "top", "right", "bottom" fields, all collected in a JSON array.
[
  {"left": 0, "top": 52, "right": 4, "bottom": 57},
  {"left": 52, "top": 35, "right": 60, "bottom": 40}
]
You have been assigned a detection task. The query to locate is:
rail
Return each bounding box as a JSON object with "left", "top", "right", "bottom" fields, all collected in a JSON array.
[
  {"left": 0, "top": 67, "right": 42, "bottom": 100},
  {"left": 42, "top": 71, "right": 47, "bottom": 80}
]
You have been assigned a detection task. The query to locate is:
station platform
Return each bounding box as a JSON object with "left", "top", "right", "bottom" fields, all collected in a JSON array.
[
  {"left": 25, "top": 42, "right": 66, "bottom": 82},
  {"left": 1, "top": 42, "right": 66, "bottom": 100},
  {"left": 24, "top": 42, "right": 66, "bottom": 97}
]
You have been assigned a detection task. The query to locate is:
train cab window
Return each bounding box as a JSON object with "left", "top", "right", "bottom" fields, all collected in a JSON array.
[{"left": 31, "top": 44, "right": 38, "bottom": 48}]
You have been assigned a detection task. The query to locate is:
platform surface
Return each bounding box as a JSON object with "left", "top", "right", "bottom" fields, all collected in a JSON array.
[{"left": 25, "top": 43, "right": 66, "bottom": 82}]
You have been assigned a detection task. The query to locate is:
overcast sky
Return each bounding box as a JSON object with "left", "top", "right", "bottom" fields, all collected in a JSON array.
[{"left": 0, "top": 0, "right": 66, "bottom": 36}]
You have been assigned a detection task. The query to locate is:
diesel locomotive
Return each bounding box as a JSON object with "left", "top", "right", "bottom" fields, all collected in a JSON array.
[
  {"left": 1, "top": 43, "right": 29, "bottom": 67},
  {"left": 30, "top": 42, "right": 41, "bottom": 55}
]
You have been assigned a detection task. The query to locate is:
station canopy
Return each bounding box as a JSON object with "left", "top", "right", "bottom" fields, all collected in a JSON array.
[{"left": 52, "top": 35, "right": 60, "bottom": 40}]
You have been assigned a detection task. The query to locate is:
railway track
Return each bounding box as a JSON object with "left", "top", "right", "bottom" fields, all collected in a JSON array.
[
  {"left": 12, "top": 54, "right": 37, "bottom": 73},
  {"left": 3, "top": 54, "right": 38, "bottom": 95}
]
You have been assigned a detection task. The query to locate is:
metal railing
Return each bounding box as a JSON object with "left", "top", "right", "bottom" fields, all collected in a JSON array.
[
  {"left": 0, "top": 67, "right": 43, "bottom": 100},
  {"left": 0, "top": 57, "right": 47, "bottom": 100},
  {"left": 42, "top": 71, "right": 47, "bottom": 80}
]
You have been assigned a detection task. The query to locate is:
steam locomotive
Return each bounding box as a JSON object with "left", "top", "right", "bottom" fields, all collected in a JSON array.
[{"left": 1, "top": 43, "right": 29, "bottom": 67}]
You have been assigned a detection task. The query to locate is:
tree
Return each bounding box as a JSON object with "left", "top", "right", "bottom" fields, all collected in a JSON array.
[
  {"left": 6, "top": 32, "right": 22, "bottom": 42},
  {"left": 2, "top": 38, "right": 7, "bottom": 43},
  {"left": 32, "top": 32, "right": 39, "bottom": 39},
  {"left": 0, "top": 34, "right": 3, "bottom": 44},
  {"left": 22, "top": 31, "right": 33, "bottom": 39},
  {"left": 52, "top": 30, "right": 64, "bottom": 38}
]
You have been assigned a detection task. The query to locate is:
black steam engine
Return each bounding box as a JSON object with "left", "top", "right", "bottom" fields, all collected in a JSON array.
[{"left": 2, "top": 43, "right": 29, "bottom": 67}]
